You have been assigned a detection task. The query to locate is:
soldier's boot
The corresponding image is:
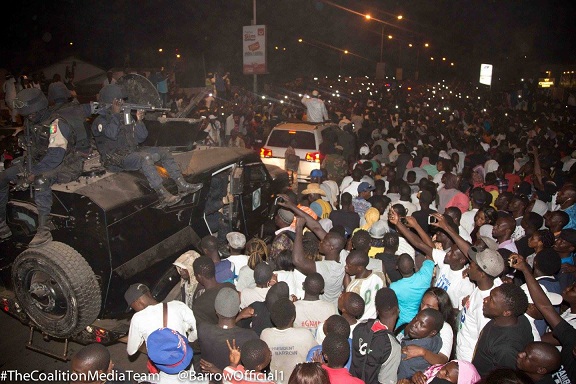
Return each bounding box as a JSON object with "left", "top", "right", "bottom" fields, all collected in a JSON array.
[
  {"left": 29, "top": 215, "right": 53, "bottom": 248},
  {"left": 156, "top": 186, "right": 182, "bottom": 207},
  {"left": 0, "top": 219, "right": 12, "bottom": 240},
  {"left": 175, "top": 177, "right": 203, "bottom": 196}
]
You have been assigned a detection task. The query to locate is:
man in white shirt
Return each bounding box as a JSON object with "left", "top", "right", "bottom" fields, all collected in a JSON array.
[
  {"left": 225, "top": 231, "right": 249, "bottom": 282},
  {"left": 456, "top": 248, "right": 504, "bottom": 362},
  {"left": 125, "top": 283, "right": 198, "bottom": 356},
  {"left": 301, "top": 90, "right": 328, "bottom": 123},
  {"left": 294, "top": 272, "right": 338, "bottom": 335}
]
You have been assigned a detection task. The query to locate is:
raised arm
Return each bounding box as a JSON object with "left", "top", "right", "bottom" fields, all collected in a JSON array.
[
  {"left": 430, "top": 212, "right": 471, "bottom": 259},
  {"left": 510, "top": 253, "right": 561, "bottom": 329},
  {"left": 388, "top": 210, "right": 433, "bottom": 258},
  {"left": 292, "top": 217, "right": 317, "bottom": 275},
  {"left": 277, "top": 194, "right": 327, "bottom": 240}
]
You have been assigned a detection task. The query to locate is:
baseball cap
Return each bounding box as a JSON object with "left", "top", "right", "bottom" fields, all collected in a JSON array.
[
  {"left": 358, "top": 182, "right": 375, "bottom": 193},
  {"left": 469, "top": 248, "right": 505, "bottom": 277},
  {"left": 310, "top": 169, "right": 323, "bottom": 178},
  {"left": 359, "top": 145, "right": 370, "bottom": 156},
  {"left": 468, "top": 236, "right": 499, "bottom": 259},
  {"left": 214, "top": 287, "right": 240, "bottom": 318},
  {"left": 124, "top": 283, "right": 149, "bottom": 306},
  {"left": 226, "top": 232, "right": 246, "bottom": 249},
  {"left": 147, "top": 328, "right": 194, "bottom": 374},
  {"left": 520, "top": 283, "right": 563, "bottom": 306}
]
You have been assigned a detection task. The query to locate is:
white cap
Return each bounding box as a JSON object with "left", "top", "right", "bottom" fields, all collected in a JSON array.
[{"left": 521, "top": 283, "right": 563, "bottom": 306}]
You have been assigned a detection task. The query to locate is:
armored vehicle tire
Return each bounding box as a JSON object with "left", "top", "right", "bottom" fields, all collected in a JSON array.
[{"left": 11, "top": 241, "right": 101, "bottom": 338}]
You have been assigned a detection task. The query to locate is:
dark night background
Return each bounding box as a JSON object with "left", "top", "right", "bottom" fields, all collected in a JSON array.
[{"left": 2, "top": 0, "right": 575, "bottom": 88}]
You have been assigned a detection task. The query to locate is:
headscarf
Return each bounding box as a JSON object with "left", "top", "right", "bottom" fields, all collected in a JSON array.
[
  {"left": 484, "top": 159, "right": 499, "bottom": 175},
  {"left": 422, "top": 360, "right": 480, "bottom": 384},
  {"left": 172, "top": 250, "right": 201, "bottom": 308},
  {"left": 320, "top": 180, "right": 339, "bottom": 209},
  {"left": 361, "top": 207, "right": 381, "bottom": 231},
  {"left": 455, "top": 360, "right": 481, "bottom": 384},
  {"left": 472, "top": 165, "right": 485, "bottom": 185}
]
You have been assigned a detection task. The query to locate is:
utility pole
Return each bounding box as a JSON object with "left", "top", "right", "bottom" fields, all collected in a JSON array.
[{"left": 253, "top": 0, "right": 257, "bottom": 94}]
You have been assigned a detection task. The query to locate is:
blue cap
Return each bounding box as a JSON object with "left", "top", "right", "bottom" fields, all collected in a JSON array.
[
  {"left": 147, "top": 328, "right": 193, "bottom": 374},
  {"left": 357, "top": 182, "right": 375, "bottom": 193},
  {"left": 310, "top": 169, "right": 323, "bottom": 178}
]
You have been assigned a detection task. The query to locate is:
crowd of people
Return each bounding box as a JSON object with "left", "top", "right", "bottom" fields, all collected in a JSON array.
[
  {"left": 70, "top": 74, "right": 576, "bottom": 384},
  {"left": 2, "top": 69, "right": 576, "bottom": 383}
]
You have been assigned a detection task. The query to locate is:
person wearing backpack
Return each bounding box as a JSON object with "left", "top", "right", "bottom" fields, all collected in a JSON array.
[{"left": 350, "top": 287, "right": 401, "bottom": 384}]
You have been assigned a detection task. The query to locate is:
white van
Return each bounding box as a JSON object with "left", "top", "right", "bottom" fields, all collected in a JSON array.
[{"left": 260, "top": 121, "right": 339, "bottom": 183}]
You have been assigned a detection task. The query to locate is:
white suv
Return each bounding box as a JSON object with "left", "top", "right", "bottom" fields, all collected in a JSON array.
[{"left": 260, "top": 121, "right": 339, "bottom": 183}]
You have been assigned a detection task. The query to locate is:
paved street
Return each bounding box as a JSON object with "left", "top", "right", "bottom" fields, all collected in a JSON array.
[{"left": 0, "top": 311, "right": 148, "bottom": 384}]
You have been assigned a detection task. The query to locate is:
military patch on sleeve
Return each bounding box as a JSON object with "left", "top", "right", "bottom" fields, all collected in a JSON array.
[{"left": 47, "top": 119, "right": 69, "bottom": 149}]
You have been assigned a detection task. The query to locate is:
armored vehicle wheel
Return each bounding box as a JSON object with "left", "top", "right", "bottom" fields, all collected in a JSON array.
[{"left": 11, "top": 241, "right": 101, "bottom": 338}]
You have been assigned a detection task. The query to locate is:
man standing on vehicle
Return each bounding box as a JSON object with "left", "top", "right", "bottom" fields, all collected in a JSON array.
[
  {"left": 91, "top": 84, "right": 202, "bottom": 208},
  {"left": 5, "top": 88, "right": 94, "bottom": 247},
  {"left": 301, "top": 90, "right": 329, "bottom": 123}
]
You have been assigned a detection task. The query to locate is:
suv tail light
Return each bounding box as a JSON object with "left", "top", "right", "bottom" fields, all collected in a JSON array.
[
  {"left": 305, "top": 152, "right": 322, "bottom": 163},
  {"left": 260, "top": 148, "right": 272, "bottom": 158}
]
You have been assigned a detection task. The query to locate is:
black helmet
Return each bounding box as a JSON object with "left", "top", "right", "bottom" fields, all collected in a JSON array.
[
  {"left": 98, "top": 84, "right": 125, "bottom": 103},
  {"left": 14, "top": 88, "right": 48, "bottom": 116}
]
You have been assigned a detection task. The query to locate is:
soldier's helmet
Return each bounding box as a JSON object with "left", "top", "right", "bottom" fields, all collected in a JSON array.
[
  {"left": 14, "top": 88, "right": 48, "bottom": 116},
  {"left": 98, "top": 84, "right": 126, "bottom": 104}
]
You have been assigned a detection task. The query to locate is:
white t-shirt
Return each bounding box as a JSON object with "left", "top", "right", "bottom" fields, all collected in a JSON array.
[
  {"left": 346, "top": 272, "right": 387, "bottom": 321},
  {"left": 260, "top": 327, "right": 318, "bottom": 383},
  {"left": 235, "top": 265, "right": 255, "bottom": 292},
  {"left": 275, "top": 269, "right": 306, "bottom": 300},
  {"left": 460, "top": 209, "right": 478, "bottom": 235},
  {"left": 456, "top": 279, "right": 502, "bottom": 362},
  {"left": 432, "top": 249, "right": 475, "bottom": 310},
  {"left": 439, "top": 321, "right": 454, "bottom": 359},
  {"left": 341, "top": 180, "right": 361, "bottom": 198},
  {"left": 227, "top": 255, "right": 249, "bottom": 278},
  {"left": 315, "top": 320, "right": 358, "bottom": 344},
  {"left": 525, "top": 314, "right": 542, "bottom": 342},
  {"left": 294, "top": 300, "right": 338, "bottom": 337},
  {"left": 315, "top": 259, "right": 346, "bottom": 305},
  {"left": 458, "top": 225, "right": 473, "bottom": 243},
  {"left": 398, "top": 237, "right": 416, "bottom": 259},
  {"left": 240, "top": 286, "right": 270, "bottom": 309},
  {"left": 126, "top": 301, "right": 197, "bottom": 356}
]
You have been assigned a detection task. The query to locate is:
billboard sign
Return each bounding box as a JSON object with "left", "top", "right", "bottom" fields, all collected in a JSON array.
[
  {"left": 479, "top": 64, "right": 493, "bottom": 86},
  {"left": 243, "top": 25, "right": 267, "bottom": 75}
]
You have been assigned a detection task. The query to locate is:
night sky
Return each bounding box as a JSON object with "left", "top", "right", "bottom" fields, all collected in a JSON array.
[{"left": 2, "top": 0, "right": 576, "bottom": 87}]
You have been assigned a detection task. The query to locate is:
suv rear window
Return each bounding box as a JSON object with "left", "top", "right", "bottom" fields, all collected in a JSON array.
[{"left": 266, "top": 130, "right": 316, "bottom": 150}]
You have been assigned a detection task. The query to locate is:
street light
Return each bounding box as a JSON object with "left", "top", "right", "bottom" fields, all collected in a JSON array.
[
  {"left": 365, "top": 13, "right": 402, "bottom": 63},
  {"left": 340, "top": 50, "right": 349, "bottom": 74}
]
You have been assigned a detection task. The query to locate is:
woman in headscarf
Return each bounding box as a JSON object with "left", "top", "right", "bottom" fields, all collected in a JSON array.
[
  {"left": 360, "top": 207, "right": 381, "bottom": 231},
  {"left": 401, "top": 360, "right": 480, "bottom": 384},
  {"left": 438, "top": 173, "right": 470, "bottom": 214}
]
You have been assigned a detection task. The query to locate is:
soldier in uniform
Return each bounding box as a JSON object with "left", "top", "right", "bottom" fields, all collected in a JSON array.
[
  {"left": 91, "top": 84, "right": 202, "bottom": 207},
  {"left": 0, "top": 88, "right": 95, "bottom": 247}
]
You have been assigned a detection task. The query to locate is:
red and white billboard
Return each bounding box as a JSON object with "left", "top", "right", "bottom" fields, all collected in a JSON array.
[{"left": 243, "top": 25, "right": 267, "bottom": 75}]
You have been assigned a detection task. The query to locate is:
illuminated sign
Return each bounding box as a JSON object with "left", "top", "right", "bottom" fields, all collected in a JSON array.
[
  {"left": 538, "top": 78, "right": 554, "bottom": 88},
  {"left": 479, "top": 64, "right": 493, "bottom": 86}
]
